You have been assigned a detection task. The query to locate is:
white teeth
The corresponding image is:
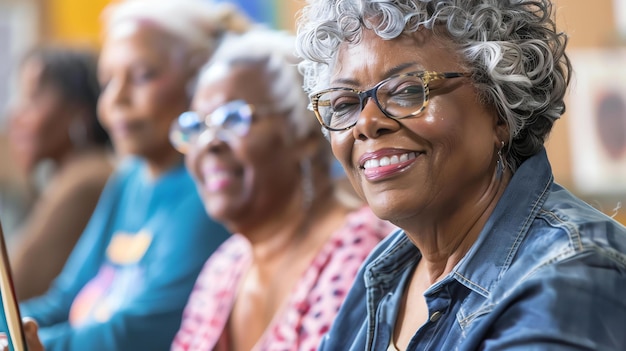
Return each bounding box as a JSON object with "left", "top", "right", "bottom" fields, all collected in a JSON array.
[
  {"left": 363, "top": 152, "right": 417, "bottom": 169},
  {"left": 204, "top": 170, "right": 230, "bottom": 182}
]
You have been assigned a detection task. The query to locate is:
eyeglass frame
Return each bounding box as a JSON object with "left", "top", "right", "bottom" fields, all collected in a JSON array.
[
  {"left": 310, "top": 70, "right": 471, "bottom": 131},
  {"left": 169, "top": 99, "right": 280, "bottom": 154}
]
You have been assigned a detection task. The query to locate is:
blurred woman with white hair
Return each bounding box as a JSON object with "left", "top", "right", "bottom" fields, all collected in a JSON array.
[
  {"left": 169, "top": 28, "right": 395, "bottom": 351},
  {"left": 0, "top": 1, "right": 249, "bottom": 350}
]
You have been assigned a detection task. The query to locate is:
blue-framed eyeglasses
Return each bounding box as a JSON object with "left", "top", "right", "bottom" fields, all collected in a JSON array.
[
  {"left": 170, "top": 99, "right": 266, "bottom": 154},
  {"left": 310, "top": 70, "right": 470, "bottom": 131}
]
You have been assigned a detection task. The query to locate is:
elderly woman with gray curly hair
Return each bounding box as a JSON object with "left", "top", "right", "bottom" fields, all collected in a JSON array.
[{"left": 296, "top": 0, "right": 626, "bottom": 350}]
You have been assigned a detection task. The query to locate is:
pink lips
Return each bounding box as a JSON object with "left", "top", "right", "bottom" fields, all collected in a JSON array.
[
  {"left": 200, "top": 164, "right": 235, "bottom": 192},
  {"left": 359, "top": 149, "right": 420, "bottom": 181}
]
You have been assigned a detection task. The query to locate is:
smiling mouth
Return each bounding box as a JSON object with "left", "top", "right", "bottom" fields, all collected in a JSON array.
[{"left": 362, "top": 151, "right": 419, "bottom": 169}]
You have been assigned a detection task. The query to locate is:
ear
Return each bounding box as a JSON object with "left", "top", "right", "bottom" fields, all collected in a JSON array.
[{"left": 492, "top": 111, "right": 510, "bottom": 148}]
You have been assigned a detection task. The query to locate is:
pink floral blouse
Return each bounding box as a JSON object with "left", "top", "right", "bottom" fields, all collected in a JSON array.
[{"left": 171, "top": 206, "right": 395, "bottom": 351}]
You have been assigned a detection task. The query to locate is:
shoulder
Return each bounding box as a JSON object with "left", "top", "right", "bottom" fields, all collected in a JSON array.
[
  {"left": 492, "top": 183, "right": 626, "bottom": 305},
  {"left": 49, "top": 151, "right": 115, "bottom": 194},
  {"left": 522, "top": 183, "right": 626, "bottom": 268},
  {"left": 194, "top": 235, "right": 249, "bottom": 287}
]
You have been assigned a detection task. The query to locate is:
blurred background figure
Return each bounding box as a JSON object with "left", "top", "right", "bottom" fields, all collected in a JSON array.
[
  {"left": 170, "top": 28, "right": 395, "bottom": 351},
  {"left": 7, "top": 45, "right": 114, "bottom": 300},
  {"left": 0, "top": 0, "right": 248, "bottom": 350}
]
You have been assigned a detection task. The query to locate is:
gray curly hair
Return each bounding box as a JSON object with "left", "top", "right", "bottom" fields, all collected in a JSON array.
[{"left": 296, "top": 0, "right": 572, "bottom": 172}]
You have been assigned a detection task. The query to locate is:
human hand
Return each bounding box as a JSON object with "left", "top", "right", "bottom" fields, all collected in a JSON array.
[{"left": 0, "top": 317, "right": 45, "bottom": 351}]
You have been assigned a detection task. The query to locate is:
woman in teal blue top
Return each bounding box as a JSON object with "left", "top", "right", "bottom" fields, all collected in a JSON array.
[
  {"left": 16, "top": 157, "right": 228, "bottom": 351},
  {"left": 0, "top": 0, "right": 251, "bottom": 350}
]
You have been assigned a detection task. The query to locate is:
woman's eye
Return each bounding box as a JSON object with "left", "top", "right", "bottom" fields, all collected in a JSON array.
[
  {"left": 389, "top": 82, "right": 423, "bottom": 96},
  {"left": 331, "top": 96, "right": 359, "bottom": 114},
  {"left": 386, "top": 83, "right": 424, "bottom": 104},
  {"left": 131, "top": 68, "right": 158, "bottom": 84}
]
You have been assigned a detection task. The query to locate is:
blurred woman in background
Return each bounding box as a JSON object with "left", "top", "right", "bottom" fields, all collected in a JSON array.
[
  {"left": 0, "top": 0, "right": 248, "bottom": 350},
  {"left": 170, "top": 28, "right": 394, "bottom": 351},
  {"left": 7, "top": 46, "right": 113, "bottom": 300}
]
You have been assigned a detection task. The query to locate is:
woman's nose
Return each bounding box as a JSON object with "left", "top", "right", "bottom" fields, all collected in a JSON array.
[{"left": 352, "top": 97, "right": 400, "bottom": 141}]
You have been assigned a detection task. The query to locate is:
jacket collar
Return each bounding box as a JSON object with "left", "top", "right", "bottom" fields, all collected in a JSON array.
[{"left": 453, "top": 147, "right": 553, "bottom": 296}]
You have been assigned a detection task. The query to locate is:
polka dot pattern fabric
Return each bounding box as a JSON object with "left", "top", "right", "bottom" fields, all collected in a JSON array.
[{"left": 171, "top": 206, "right": 395, "bottom": 351}]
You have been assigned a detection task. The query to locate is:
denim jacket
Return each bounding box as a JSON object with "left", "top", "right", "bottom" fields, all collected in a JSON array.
[{"left": 318, "top": 148, "right": 626, "bottom": 351}]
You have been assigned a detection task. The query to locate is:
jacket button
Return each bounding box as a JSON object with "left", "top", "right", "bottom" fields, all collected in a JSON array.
[{"left": 429, "top": 311, "right": 442, "bottom": 322}]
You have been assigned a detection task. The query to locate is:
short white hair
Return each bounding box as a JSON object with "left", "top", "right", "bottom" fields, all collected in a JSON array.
[
  {"left": 101, "top": 0, "right": 251, "bottom": 68},
  {"left": 201, "top": 29, "right": 319, "bottom": 141}
]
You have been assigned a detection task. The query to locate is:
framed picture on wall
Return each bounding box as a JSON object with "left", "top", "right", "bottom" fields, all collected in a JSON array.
[{"left": 567, "top": 49, "right": 626, "bottom": 195}]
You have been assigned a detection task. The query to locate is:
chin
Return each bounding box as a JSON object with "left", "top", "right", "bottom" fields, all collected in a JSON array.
[
  {"left": 204, "top": 202, "right": 232, "bottom": 223},
  {"left": 367, "top": 203, "right": 397, "bottom": 222}
]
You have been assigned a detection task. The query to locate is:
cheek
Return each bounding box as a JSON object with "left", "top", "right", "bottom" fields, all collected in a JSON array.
[
  {"left": 329, "top": 132, "right": 353, "bottom": 166},
  {"left": 186, "top": 150, "right": 211, "bottom": 205},
  {"left": 33, "top": 103, "right": 70, "bottom": 139},
  {"left": 243, "top": 133, "right": 298, "bottom": 190},
  {"left": 184, "top": 148, "right": 201, "bottom": 183},
  {"left": 418, "top": 93, "right": 486, "bottom": 148},
  {"left": 422, "top": 99, "right": 496, "bottom": 174},
  {"left": 96, "top": 93, "right": 113, "bottom": 130},
  {"left": 147, "top": 75, "right": 188, "bottom": 111},
  {"left": 150, "top": 82, "right": 178, "bottom": 105},
  {"left": 142, "top": 79, "right": 189, "bottom": 132},
  {"left": 330, "top": 133, "right": 365, "bottom": 197}
]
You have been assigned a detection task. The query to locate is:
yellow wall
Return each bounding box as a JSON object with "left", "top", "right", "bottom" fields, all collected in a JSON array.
[{"left": 47, "top": 0, "right": 111, "bottom": 45}]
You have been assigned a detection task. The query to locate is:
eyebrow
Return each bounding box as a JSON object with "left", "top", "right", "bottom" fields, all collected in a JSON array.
[{"left": 330, "top": 62, "right": 420, "bottom": 87}]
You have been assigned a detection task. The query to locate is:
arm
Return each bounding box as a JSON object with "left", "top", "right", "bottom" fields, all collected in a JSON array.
[
  {"left": 18, "top": 169, "right": 124, "bottom": 327},
  {"left": 12, "top": 158, "right": 112, "bottom": 300},
  {"left": 476, "top": 252, "right": 626, "bottom": 351},
  {"left": 0, "top": 169, "right": 122, "bottom": 350}
]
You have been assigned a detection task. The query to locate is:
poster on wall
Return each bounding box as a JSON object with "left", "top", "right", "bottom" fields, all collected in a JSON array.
[{"left": 567, "top": 49, "right": 626, "bottom": 195}]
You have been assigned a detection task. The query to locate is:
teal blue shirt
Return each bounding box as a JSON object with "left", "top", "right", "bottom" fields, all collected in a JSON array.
[{"left": 1, "top": 157, "right": 229, "bottom": 351}]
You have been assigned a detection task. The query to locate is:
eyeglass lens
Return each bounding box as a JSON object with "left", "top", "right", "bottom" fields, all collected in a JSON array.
[{"left": 317, "top": 75, "right": 426, "bottom": 130}]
